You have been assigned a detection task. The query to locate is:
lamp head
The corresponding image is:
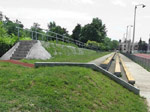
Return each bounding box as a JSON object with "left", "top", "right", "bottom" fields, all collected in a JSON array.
[{"left": 142, "top": 4, "right": 146, "bottom": 8}]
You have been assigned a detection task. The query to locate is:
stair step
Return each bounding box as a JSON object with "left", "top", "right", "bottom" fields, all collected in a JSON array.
[
  {"left": 17, "top": 46, "right": 32, "bottom": 49},
  {"left": 12, "top": 53, "right": 27, "bottom": 58},
  {"left": 14, "top": 51, "right": 28, "bottom": 54},
  {"left": 19, "top": 40, "right": 37, "bottom": 44},
  {"left": 10, "top": 56, "right": 24, "bottom": 60},
  {"left": 16, "top": 47, "right": 31, "bottom": 51},
  {"left": 10, "top": 40, "right": 37, "bottom": 60}
]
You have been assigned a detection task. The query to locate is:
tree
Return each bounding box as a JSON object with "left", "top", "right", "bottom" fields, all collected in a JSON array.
[
  {"left": 3, "top": 17, "right": 24, "bottom": 36},
  {"left": 72, "top": 24, "right": 81, "bottom": 40},
  {"left": 80, "top": 18, "right": 107, "bottom": 43},
  {"left": 0, "top": 21, "right": 7, "bottom": 37},
  {"left": 30, "top": 23, "right": 43, "bottom": 40},
  {"left": 103, "top": 37, "right": 111, "bottom": 51},
  {"left": 138, "top": 38, "right": 148, "bottom": 52},
  {"left": 138, "top": 38, "right": 142, "bottom": 51},
  {"left": 111, "top": 40, "right": 119, "bottom": 50},
  {"left": 47, "top": 21, "right": 69, "bottom": 38}
]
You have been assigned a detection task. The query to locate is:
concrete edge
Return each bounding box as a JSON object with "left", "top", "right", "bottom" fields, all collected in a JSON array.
[
  {"left": 34, "top": 62, "right": 140, "bottom": 95},
  {"left": 0, "top": 42, "right": 20, "bottom": 60},
  {"left": 26, "top": 40, "right": 51, "bottom": 60}
]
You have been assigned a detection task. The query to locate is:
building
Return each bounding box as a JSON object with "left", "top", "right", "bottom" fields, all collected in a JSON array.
[
  {"left": 119, "top": 39, "right": 138, "bottom": 53},
  {"left": 119, "top": 38, "right": 150, "bottom": 53}
]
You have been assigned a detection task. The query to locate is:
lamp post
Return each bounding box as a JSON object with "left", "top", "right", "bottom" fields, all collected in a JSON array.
[
  {"left": 126, "top": 25, "right": 133, "bottom": 53},
  {"left": 131, "top": 4, "right": 146, "bottom": 54},
  {"left": 126, "top": 25, "right": 133, "bottom": 40}
]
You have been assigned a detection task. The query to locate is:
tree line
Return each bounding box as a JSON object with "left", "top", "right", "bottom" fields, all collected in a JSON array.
[
  {"left": 0, "top": 11, "right": 118, "bottom": 51},
  {"left": 138, "top": 38, "right": 150, "bottom": 52}
]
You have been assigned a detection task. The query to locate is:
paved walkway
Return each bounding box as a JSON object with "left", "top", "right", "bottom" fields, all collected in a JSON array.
[
  {"left": 88, "top": 52, "right": 114, "bottom": 66},
  {"left": 89, "top": 53, "right": 150, "bottom": 110},
  {"left": 120, "top": 53, "right": 150, "bottom": 111},
  {"left": 0, "top": 60, "right": 34, "bottom": 68}
]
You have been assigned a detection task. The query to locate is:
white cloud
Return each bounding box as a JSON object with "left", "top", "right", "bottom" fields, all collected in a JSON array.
[
  {"left": 0, "top": 7, "right": 92, "bottom": 33},
  {"left": 131, "top": 1, "right": 139, "bottom": 5},
  {"left": 70, "top": 0, "right": 94, "bottom": 4},
  {"left": 80, "top": 0, "right": 94, "bottom": 4},
  {"left": 112, "top": 0, "right": 126, "bottom": 7}
]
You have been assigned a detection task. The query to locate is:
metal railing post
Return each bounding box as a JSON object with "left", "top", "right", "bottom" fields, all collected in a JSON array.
[
  {"left": 16, "top": 27, "right": 94, "bottom": 50},
  {"left": 36, "top": 32, "right": 37, "bottom": 40},
  {"left": 17, "top": 27, "right": 20, "bottom": 41},
  {"left": 32, "top": 31, "right": 33, "bottom": 40},
  {"left": 42, "top": 34, "right": 43, "bottom": 41},
  {"left": 56, "top": 34, "right": 58, "bottom": 43}
]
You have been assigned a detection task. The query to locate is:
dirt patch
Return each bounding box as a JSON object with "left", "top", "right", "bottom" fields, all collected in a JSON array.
[{"left": 0, "top": 60, "right": 34, "bottom": 68}]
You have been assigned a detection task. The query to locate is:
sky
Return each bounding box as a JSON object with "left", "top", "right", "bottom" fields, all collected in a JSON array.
[{"left": 0, "top": 0, "right": 150, "bottom": 43}]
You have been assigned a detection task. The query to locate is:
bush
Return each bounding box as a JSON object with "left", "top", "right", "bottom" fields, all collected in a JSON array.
[{"left": 0, "top": 35, "right": 18, "bottom": 57}]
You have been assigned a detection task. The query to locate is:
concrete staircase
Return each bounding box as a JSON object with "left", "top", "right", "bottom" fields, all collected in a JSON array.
[{"left": 11, "top": 40, "right": 37, "bottom": 60}]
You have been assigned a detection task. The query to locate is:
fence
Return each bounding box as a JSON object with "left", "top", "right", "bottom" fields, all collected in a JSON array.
[
  {"left": 16, "top": 27, "right": 99, "bottom": 50},
  {"left": 123, "top": 53, "right": 150, "bottom": 71}
]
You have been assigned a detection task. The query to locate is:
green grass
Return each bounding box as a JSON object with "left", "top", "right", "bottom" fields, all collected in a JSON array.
[
  {"left": 22, "top": 41, "right": 110, "bottom": 64},
  {"left": 22, "top": 51, "right": 109, "bottom": 64},
  {"left": 0, "top": 62, "right": 147, "bottom": 112}
]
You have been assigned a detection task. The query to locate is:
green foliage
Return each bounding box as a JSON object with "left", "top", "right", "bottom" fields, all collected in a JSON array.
[
  {"left": 80, "top": 18, "right": 107, "bottom": 43},
  {"left": 3, "top": 17, "right": 24, "bottom": 36},
  {"left": 71, "top": 24, "right": 81, "bottom": 40},
  {"left": 0, "top": 35, "right": 18, "bottom": 56},
  {"left": 111, "top": 40, "right": 119, "bottom": 50},
  {"left": 0, "top": 63, "right": 147, "bottom": 111},
  {"left": 44, "top": 42, "right": 110, "bottom": 62},
  {"left": 99, "top": 38, "right": 119, "bottom": 51},
  {"left": 86, "top": 40, "right": 100, "bottom": 49},
  {"left": 48, "top": 40, "right": 78, "bottom": 48},
  {"left": 86, "top": 38, "right": 119, "bottom": 51},
  {"left": 103, "top": 37, "right": 112, "bottom": 51},
  {"left": 48, "top": 21, "right": 70, "bottom": 38},
  {"left": 0, "top": 21, "right": 7, "bottom": 37},
  {"left": 22, "top": 41, "right": 110, "bottom": 64},
  {"left": 71, "top": 18, "right": 119, "bottom": 51},
  {"left": 30, "top": 23, "right": 44, "bottom": 40},
  {"left": 20, "top": 37, "right": 32, "bottom": 41},
  {"left": 138, "top": 38, "right": 147, "bottom": 52}
]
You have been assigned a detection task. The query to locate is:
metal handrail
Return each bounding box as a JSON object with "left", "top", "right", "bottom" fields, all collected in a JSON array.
[{"left": 16, "top": 27, "right": 98, "bottom": 50}]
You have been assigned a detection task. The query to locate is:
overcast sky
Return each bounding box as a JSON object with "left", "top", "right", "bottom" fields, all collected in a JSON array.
[{"left": 0, "top": 0, "right": 150, "bottom": 42}]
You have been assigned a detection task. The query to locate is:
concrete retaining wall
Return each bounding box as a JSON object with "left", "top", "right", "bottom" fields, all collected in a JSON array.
[
  {"left": 0, "top": 42, "right": 20, "bottom": 60},
  {"left": 35, "top": 62, "right": 140, "bottom": 95}
]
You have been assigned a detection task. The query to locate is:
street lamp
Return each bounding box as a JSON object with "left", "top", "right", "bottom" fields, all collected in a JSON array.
[
  {"left": 131, "top": 4, "right": 146, "bottom": 54},
  {"left": 126, "top": 25, "right": 133, "bottom": 40},
  {"left": 126, "top": 25, "right": 133, "bottom": 53}
]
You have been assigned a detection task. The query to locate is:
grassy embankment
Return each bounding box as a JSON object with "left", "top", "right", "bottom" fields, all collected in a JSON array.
[
  {"left": 0, "top": 62, "right": 147, "bottom": 112},
  {"left": 22, "top": 41, "right": 110, "bottom": 64}
]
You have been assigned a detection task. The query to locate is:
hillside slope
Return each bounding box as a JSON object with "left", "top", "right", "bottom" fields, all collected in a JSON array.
[
  {"left": 0, "top": 62, "right": 147, "bottom": 112},
  {"left": 22, "top": 41, "right": 110, "bottom": 63}
]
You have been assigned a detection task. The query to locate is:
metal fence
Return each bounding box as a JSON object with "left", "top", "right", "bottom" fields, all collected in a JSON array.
[
  {"left": 16, "top": 27, "right": 99, "bottom": 50},
  {"left": 123, "top": 53, "right": 150, "bottom": 71}
]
